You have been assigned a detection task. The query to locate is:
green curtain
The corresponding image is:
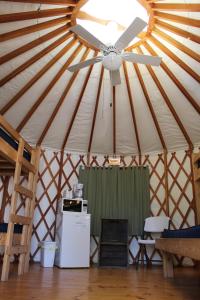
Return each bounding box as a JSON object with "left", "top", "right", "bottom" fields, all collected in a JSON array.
[{"left": 79, "top": 166, "right": 150, "bottom": 236}]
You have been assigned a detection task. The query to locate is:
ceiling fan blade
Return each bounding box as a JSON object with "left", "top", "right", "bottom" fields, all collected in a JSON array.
[
  {"left": 110, "top": 70, "right": 121, "bottom": 86},
  {"left": 70, "top": 25, "right": 107, "bottom": 50},
  {"left": 122, "top": 52, "right": 162, "bottom": 66},
  {"left": 114, "top": 17, "right": 147, "bottom": 51},
  {"left": 68, "top": 56, "right": 103, "bottom": 72}
]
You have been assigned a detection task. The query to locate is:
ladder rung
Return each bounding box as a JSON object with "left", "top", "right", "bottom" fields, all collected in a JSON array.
[
  {"left": 6, "top": 245, "right": 28, "bottom": 256},
  {"left": 15, "top": 184, "right": 33, "bottom": 199},
  {"left": 10, "top": 214, "right": 32, "bottom": 225},
  {"left": 19, "top": 157, "right": 36, "bottom": 174}
]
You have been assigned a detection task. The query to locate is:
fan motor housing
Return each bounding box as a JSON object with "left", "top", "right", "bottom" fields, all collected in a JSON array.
[{"left": 102, "top": 52, "right": 122, "bottom": 71}]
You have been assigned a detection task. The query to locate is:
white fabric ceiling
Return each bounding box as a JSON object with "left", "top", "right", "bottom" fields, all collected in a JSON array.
[{"left": 0, "top": 0, "right": 199, "bottom": 155}]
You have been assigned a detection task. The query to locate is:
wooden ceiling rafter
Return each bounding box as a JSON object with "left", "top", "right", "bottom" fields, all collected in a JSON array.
[
  {"left": 154, "top": 12, "right": 200, "bottom": 28},
  {"left": 0, "top": 31, "right": 74, "bottom": 87},
  {"left": 137, "top": 46, "right": 193, "bottom": 149},
  {"left": 0, "top": 38, "right": 78, "bottom": 115},
  {"left": 1, "top": 0, "right": 77, "bottom": 5},
  {"left": 87, "top": 65, "right": 104, "bottom": 154},
  {"left": 0, "top": 7, "right": 73, "bottom": 23},
  {"left": 149, "top": 35, "right": 200, "bottom": 83},
  {"left": 143, "top": 41, "right": 200, "bottom": 115},
  {"left": 123, "top": 61, "right": 141, "bottom": 155},
  {"left": 0, "top": 25, "right": 69, "bottom": 65},
  {"left": 155, "top": 19, "right": 200, "bottom": 44},
  {"left": 0, "top": 16, "right": 71, "bottom": 42},
  {"left": 16, "top": 43, "right": 84, "bottom": 132},
  {"left": 151, "top": 3, "right": 200, "bottom": 12},
  {"left": 37, "top": 47, "right": 91, "bottom": 145},
  {"left": 113, "top": 86, "right": 116, "bottom": 155},
  {"left": 133, "top": 62, "right": 167, "bottom": 150},
  {"left": 61, "top": 50, "right": 98, "bottom": 150},
  {"left": 152, "top": 27, "right": 200, "bottom": 63}
]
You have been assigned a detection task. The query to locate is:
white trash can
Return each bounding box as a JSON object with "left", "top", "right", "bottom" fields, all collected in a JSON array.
[{"left": 40, "top": 241, "right": 57, "bottom": 267}]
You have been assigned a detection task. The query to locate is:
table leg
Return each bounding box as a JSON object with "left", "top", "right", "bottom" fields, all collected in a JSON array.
[{"left": 162, "top": 251, "right": 174, "bottom": 278}]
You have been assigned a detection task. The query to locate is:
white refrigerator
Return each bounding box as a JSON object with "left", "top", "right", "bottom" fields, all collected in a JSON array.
[{"left": 55, "top": 211, "right": 91, "bottom": 268}]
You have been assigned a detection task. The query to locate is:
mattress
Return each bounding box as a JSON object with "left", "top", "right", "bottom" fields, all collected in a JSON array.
[
  {"left": 0, "top": 127, "right": 31, "bottom": 161},
  {"left": 0, "top": 223, "right": 23, "bottom": 234},
  {"left": 162, "top": 225, "right": 200, "bottom": 238}
]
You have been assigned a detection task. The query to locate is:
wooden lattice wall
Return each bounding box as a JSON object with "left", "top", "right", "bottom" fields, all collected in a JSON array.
[{"left": 0, "top": 148, "right": 197, "bottom": 263}]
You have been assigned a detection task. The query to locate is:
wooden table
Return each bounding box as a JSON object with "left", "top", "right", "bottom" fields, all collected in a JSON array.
[{"left": 155, "top": 238, "right": 200, "bottom": 278}]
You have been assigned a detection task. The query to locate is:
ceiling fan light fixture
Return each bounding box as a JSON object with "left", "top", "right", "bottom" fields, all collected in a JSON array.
[{"left": 102, "top": 54, "right": 122, "bottom": 71}]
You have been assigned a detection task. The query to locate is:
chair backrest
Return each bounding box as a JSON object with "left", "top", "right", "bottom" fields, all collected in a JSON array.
[{"left": 144, "top": 216, "right": 170, "bottom": 233}]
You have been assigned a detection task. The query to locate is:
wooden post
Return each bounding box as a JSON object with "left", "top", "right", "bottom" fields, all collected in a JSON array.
[
  {"left": 191, "top": 150, "right": 200, "bottom": 224},
  {"left": 54, "top": 149, "right": 64, "bottom": 240},
  {"left": 0, "top": 176, "right": 9, "bottom": 223},
  {"left": 164, "top": 150, "right": 169, "bottom": 217},
  {"left": 162, "top": 251, "right": 174, "bottom": 278},
  {"left": 23, "top": 146, "right": 41, "bottom": 273},
  {"left": 1, "top": 139, "right": 24, "bottom": 281}
]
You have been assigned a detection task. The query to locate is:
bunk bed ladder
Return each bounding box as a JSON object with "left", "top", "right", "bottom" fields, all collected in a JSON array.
[{"left": 1, "top": 139, "right": 40, "bottom": 281}]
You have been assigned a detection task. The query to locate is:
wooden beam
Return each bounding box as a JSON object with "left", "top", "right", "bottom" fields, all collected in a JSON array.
[
  {"left": 10, "top": 214, "right": 32, "bottom": 225},
  {"left": 164, "top": 149, "right": 169, "bottom": 217},
  {"left": 155, "top": 19, "right": 200, "bottom": 44},
  {"left": 0, "top": 115, "right": 32, "bottom": 152},
  {"left": 0, "top": 38, "right": 78, "bottom": 115},
  {"left": 61, "top": 51, "right": 98, "bottom": 150},
  {"left": 153, "top": 27, "right": 200, "bottom": 63},
  {"left": 113, "top": 86, "right": 116, "bottom": 155},
  {"left": 37, "top": 48, "right": 90, "bottom": 145},
  {"left": 19, "top": 157, "right": 36, "bottom": 174},
  {"left": 16, "top": 43, "right": 83, "bottom": 132},
  {"left": 1, "top": 0, "right": 77, "bottom": 5},
  {"left": 0, "top": 177, "right": 9, "bottom": 223},
  {"left": 149, "top": 35, "right": 200, "bottom": 83},
  {"left": 0, "top": 7, "right": 73, "bottom": 23},
  {"left": 154, "top": 11, "right": 200, "bottom": 28},
  {"left": 14, "top": 184, "right": 33, "bottom": 199},
  {"left": 133, "top": 62, "right": 166, "bottom": 150},
  {"left": 0, "top": 32, "right": 73, "bottom": 87},
  {"left": 144, "top": 41, "right": 200, "bottom": 115},
  {"left": 151, "top": 3, "right": 200, "bottom": 12},
  {"left": 0, "top": 25, "right": 69, "bottom": 65},
  {"left": 137, "top": 46, "right": 193, "bottom": 148},
  {"left": 54, "top": 149, "right": 64, "bottom": 238},
  {"left": 0, "top": 139, "right": 17, "bottom": 164},
  {"left": 0, "top": 16, "right": 70, "bottom": 42},
  {"left": 189, "top": 150, "right": 198, "bottom": 225},
  {"left": 87, "top": 66, "right": 104, "bottom": 154},
  {"left": 156, "top": 238, "right": 200, "bottom": 260},
  {"left": 123, "top": 61, "right": 141, "bottom": 155},
  {"left": 192, "top": 152, "right": 200, "bottom": 224}
]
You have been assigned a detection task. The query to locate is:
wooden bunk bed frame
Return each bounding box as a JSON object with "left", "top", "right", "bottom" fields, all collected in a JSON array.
[
  {"left": 156, "top": 238, "right": 200, "bottom": 278},
  {"left": 0, "top": 115, "right": 40, "bottom": 281}
]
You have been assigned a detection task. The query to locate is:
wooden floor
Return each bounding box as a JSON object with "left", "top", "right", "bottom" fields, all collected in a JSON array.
[{"left": 0, "top": 264, "right": 200, "bottom": 300}]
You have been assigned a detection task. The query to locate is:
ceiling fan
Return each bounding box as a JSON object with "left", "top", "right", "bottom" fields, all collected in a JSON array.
[{"left": 67, "top": 17, "right": 162, "bottom": 85}]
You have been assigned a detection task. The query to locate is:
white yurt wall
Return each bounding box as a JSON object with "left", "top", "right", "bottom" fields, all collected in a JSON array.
[{"left": 0, "top": 147, "right": 198, "bottom": 263}]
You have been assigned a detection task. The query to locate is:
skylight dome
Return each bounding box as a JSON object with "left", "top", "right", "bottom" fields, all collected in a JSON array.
[{"left": 77, "top": 0, "right": 149, "bottom": 46}]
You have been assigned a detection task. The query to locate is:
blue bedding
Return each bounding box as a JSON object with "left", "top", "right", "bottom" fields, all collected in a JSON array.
[
  {"left": 0, "top": 127, "right": 31, "bottom": 161},
  {"left": 0, "top": 223, "right": 23, "bottom": 234},
  {"left": 162, "top": 225, "right": 200, "bottom": 238}
]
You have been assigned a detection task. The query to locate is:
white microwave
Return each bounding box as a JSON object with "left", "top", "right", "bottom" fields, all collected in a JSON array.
[{"left": 61, "top": 198, "right": 88, "bottom": 213}]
